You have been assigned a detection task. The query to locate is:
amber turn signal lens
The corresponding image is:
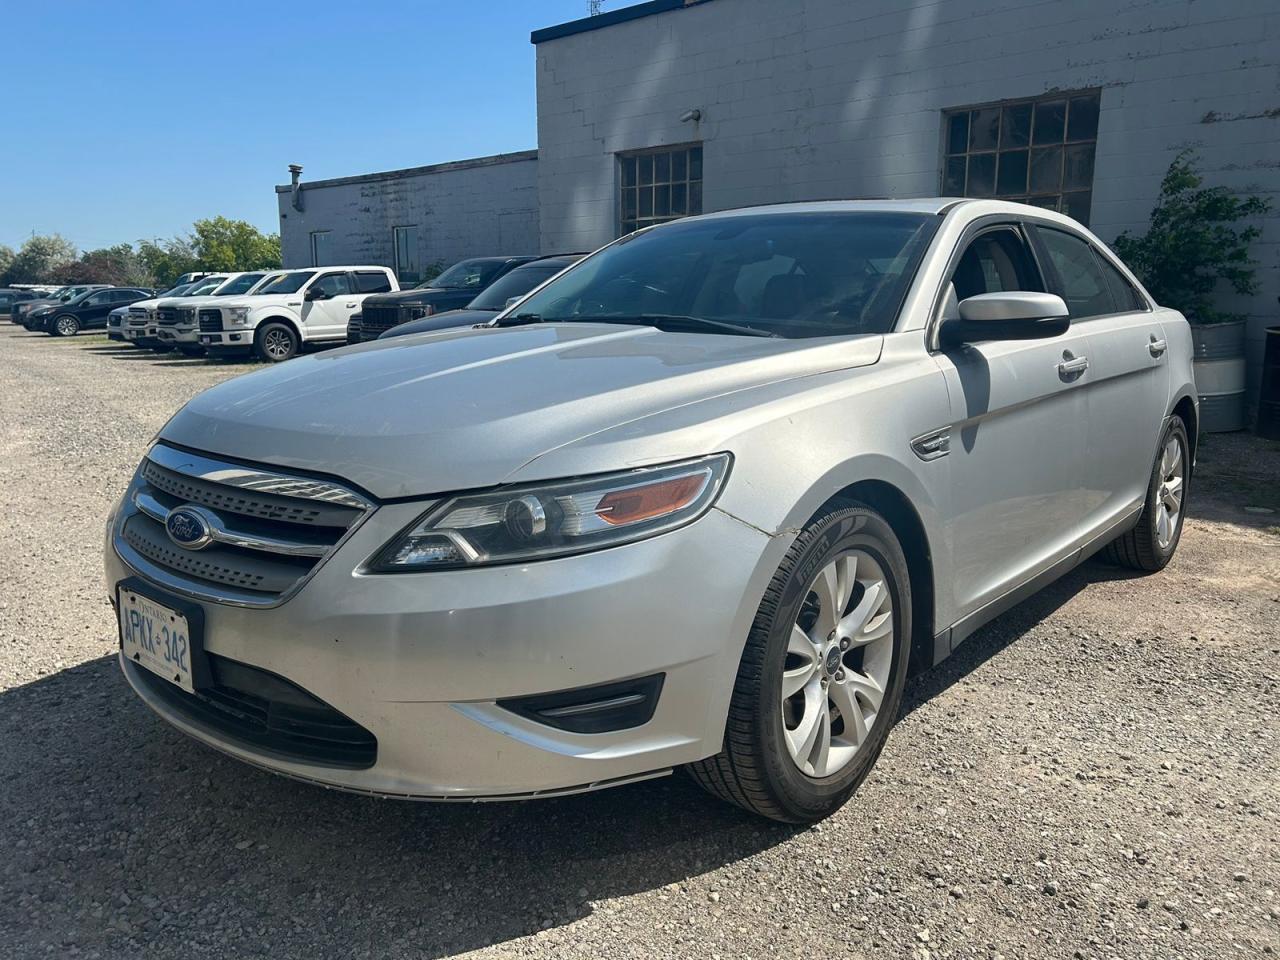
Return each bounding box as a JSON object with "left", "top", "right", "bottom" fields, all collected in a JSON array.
[{"left": 595, "top": 474, "right": 707, "bottom": 526}]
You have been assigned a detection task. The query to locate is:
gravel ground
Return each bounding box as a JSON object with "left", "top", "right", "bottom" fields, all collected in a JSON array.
[{"left": 1, "top": 325, "right": 1277, "bottom": 960}]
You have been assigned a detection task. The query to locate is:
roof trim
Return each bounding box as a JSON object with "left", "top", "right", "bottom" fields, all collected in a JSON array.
[
  {"left": 273, "top": 149, "right": 537, "bottom": 193},
  {"left": 531, "top": 0, "right": 717, "bottom": 44}
]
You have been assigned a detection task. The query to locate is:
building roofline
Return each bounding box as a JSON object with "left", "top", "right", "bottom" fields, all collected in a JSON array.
[
  {"left": 531, "top": 0, "right": 718, "bottom": 44},
  {"left": 273, "top": 149, "right": 538, "bottom": 193}
]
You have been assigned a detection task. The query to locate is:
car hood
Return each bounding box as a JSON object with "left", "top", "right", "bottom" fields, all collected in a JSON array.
[
  {"left": 160, "top": 323, "right": 883, "bottom": 499},
  {"left": 378, "top": 308, "right": 495, "bottom": 339},
  {"left": 363, "top": 287, "right": 470, "bottom": 306}
]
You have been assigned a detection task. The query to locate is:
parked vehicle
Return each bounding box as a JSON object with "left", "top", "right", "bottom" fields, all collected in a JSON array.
[
  {"left": 105, "top": 200, "right": 1196, "bottom": 823},
  {"left": 350, "top": 256, "right": 535, "bottom": 342},
  {"left": 373, "top": 256, "right": 584, "bottom": 341},
  {"left": 196, "top": 266, "right": 398, "bottom": 362},
  {"left": 0, "top": 288, "right": 45, "bottom": 319},
  {"left": 39, "top": 287, "right": 154, "bottom": 336},
  {"left": 14, "top": 285, "right": 110, "bottom": 327},
  {"left": 123, "top": 277, "right": 229, "bottom": 349},
  {"left": 153, "top": 272, "right": 282, "bottom": 355}
]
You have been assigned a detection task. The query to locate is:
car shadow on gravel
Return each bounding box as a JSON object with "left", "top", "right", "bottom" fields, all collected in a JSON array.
[{"left": 0, "top": 655, "right": 798, "bottom": 957}]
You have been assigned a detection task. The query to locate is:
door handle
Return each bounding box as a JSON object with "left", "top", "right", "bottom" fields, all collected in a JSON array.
[
  {"left": 1148, "top": 337, "right": 1167, "bottom": 357},
  {"left": 345, "top": 302, "right": 357, "bottom": 307},
  {"left": 1058, "top": 355, "right": 1089, "bottom": 376}
]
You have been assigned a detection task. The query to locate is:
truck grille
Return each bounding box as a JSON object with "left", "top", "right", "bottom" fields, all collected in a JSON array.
[
  {"left": 128, "top": 653, "right": 377, "bottom": 768},
  {"left": 359, "top": 303, "right": 423, "bottom": 338},
  {"left": 113, "top": 443, "right": 373, "bottom": 607},
  {"left": 198, "top": 309, "right": 222, "bottom": 332},
  {"left": 156, "top": 306, "right": 179, "bottom": 325}
]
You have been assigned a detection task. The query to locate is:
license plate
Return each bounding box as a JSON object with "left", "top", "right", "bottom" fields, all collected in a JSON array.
[{"left": 118, "top": 588, "right": 195, "bottom": 693}]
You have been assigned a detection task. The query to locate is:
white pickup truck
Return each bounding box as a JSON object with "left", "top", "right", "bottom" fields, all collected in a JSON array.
[
  {"left": 196, "top": 266, "right": 398, "bottom": 362},
  {"left": 153, "top": 271, "right": 281, "bottom": 355},
  {"left": 122, "top": 276, "right": 231, "bottom": 349}
]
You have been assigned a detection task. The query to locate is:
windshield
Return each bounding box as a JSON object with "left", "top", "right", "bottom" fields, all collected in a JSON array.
[
  {"left": 247, "top": 273, "right": 285, "bottom": 294},
  {"left": 468, "top": 263, "right": 568, "bottom": 311},
  {"left": 257, "top": 271, "right": 316, "bottom": 295},
  {"left": 513, "top": 212, "right": 939, "bottom": 339},
  {"left": 213, "top": 274, "right": 264, "bottom": 296},
  {"left": 184, "top": 278, "right": 226, "bottom": 296},
  {"left": 418, "top": 259, "right": 501, "bottom": 291},
  {"left": 159, "top": 283, "right": 194, "bottom": 298}
]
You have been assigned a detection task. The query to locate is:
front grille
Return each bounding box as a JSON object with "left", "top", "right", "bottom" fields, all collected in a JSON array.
[
  {"left": 359, "top": 303, "right": 419, "bottom": 337},
  {"left": 198, "top": 309, "right": 222, "bottom": 332},
  {"left": 156, "top": 305, "right": 179, "bottom": 325},
  {"left": 129, "top": 653, "right": 377, "bottom": 768},
  {"left": 346, "top": 316, "right": 364, "bottom": 343},
  {"left": 129, "top": 307, "right": 148, "bottom": 318},
  {"left": 115, "top": 444, "right": 371, "bottom": 606}
]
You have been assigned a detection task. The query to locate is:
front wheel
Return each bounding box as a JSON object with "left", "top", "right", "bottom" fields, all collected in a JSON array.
[
  {"left": 255, "top": 322, "right": 299, "bottom": 362},
  {"left": 1102, "top": 418, "right": 1190, "bottom": 571},
  {"left": 53, "top": 315, "right": 81, "bottom": 337},
  {"left": 688, "top": 504, "right": 911, "bottom": 823}
]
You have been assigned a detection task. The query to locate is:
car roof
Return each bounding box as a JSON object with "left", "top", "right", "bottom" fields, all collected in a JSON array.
[{"left": 303, "top": 265, "right": 394, "bottom": 272}]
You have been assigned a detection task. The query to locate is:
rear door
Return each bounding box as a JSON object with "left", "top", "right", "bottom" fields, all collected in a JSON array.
[
  {"left": 932, "top": 221, "right": 1094, "bottom": 627},
  {"left": 1031, "top": 224, "right": 1170, "bottom": 534}
]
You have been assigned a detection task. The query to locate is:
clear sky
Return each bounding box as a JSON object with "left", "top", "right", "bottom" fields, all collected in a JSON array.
[{"left": 0, "top": 0, "right": 636, "bottom": 253}]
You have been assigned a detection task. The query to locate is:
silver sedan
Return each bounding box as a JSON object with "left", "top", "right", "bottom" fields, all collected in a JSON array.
[{"left": 105, "top": 199, "right": 1196, "bottom": 822}]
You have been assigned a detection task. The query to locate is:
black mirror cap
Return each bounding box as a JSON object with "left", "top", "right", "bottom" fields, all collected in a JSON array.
[
  {"left": 940, "top": 313, "right": 1071, "bottom": 349},
  {"left": 304, "top": 286, "right": 323, "bottom": 301}
]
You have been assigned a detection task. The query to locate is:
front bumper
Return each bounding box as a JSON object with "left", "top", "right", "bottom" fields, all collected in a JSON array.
[
  {"left": 155, "top": 325, "right": 199, "bottom": 345},
  {"left": 198, "top": 329, "right": 253, "bottom": 348},
  {"left": 106, "top": 501, "right": 775, "bottom": 799}
]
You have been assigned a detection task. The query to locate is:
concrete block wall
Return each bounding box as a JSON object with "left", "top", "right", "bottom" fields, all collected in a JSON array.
[
  {"left": 534, "top": 0, "right": 1279, "bottom": 396},
  {"left": 275, "top": 151, "right": 540, "bottom": 279}
]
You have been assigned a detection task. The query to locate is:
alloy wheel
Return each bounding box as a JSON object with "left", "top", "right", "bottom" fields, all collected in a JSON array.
[
  {"left": 56, "top": 316, "right": 77, "bottom": 336},
  {"left": 263, "top": 329, "right": 293, "bottom": 360},
  {"left": 1156, "top": 433, "right": 1184, "bottom": 549},
  {"left": 781, "top": 550, "right": 894, "bottom": 778}
]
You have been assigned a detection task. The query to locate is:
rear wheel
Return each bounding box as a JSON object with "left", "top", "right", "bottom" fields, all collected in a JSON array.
[
  {"left": 53, "top": 315, "right": 80, "bottom": 337},
  {"left": 688, "top": 504, "right": 911, "bottom": 823},
  {"left": 1102, "top": 418, "right": 1189, "bottom": 572},
  {"left": 255, "top": 322, "right": 298, "bottom": 362}
]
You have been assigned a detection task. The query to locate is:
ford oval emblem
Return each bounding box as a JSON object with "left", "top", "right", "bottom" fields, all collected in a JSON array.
[{"left": 165, "top": 505, "right": 215, "bottom": 551}]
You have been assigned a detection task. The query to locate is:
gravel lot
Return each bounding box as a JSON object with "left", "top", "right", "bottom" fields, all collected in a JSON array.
[{"left": 1, "top": 325, "right": 1277, "bottom": 960}]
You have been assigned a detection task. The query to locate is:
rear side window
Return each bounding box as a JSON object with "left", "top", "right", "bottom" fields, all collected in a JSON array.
[
  {"left": 355, "top": 271, "right": 393, "bottom": 293},
  {"left": 1037, "top": 227, "right": 1116, "bottom": 319},
  {"left": 1095, "top": 252, "right": 1147, "bottom": 312}
]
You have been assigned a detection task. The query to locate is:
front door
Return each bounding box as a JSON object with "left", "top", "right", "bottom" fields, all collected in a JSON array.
[
  {"left": 300, "top": 271, "right": 359, "bottom": 340},
  {"left": 932, "top": 223, "right": 1094, "bottom": 628}
]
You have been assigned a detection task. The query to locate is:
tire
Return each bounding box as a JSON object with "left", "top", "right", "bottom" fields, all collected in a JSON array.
[
  {"left": 688, "top": 504, "right": 912, "bottom": 823},
  {"left": 1102, "top": 417, "right": 1190, "bottom": 572},
  {"left": 255, "top": 322, "right": 299, "bottom": 363},
  {"left": 52, "top": 315, "right": 80, "bottom": 337},
  {"left": 178, "top": 346, "right": 204, "bottom": 357}
]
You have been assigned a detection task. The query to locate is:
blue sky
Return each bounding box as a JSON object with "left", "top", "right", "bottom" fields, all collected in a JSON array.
[{"left": 0, "top": 0, "right": 634, "bottom": 252}]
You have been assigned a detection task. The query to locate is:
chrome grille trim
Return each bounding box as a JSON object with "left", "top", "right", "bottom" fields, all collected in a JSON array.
[{"left": 112, "top": 443, "right": 376, "bottom": 609}]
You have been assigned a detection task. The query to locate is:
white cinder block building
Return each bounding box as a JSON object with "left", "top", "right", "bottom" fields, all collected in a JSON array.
[
  {"left": 531, "top": 0, "right": 1277, "bottom": 393},
  {"left": 275, "top": 151, "right": 539, "bottom": 285}
]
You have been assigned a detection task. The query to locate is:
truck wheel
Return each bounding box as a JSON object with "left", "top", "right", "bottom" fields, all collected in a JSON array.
[
  {"left": 688, "top": 504, "right": 911, "bottom": 823},
  {"left": 255, "top": 322, "right": 298, "bottom": 362}
]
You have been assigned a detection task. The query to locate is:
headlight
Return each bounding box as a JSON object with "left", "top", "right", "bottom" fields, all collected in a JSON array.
[
  {"left": 227, "top": 307, "right": 250, "bottom": 324},
  {"left": 369, "top": 453, "right": 732, "bottom": 571}
]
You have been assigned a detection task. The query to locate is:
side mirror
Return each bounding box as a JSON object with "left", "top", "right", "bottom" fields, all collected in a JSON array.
[
  {"left": 304, "top": 286, "right": 326, "bottom": 301},
  {"left": 940, "top": 292, "right": 1070, "bottom": 347}
]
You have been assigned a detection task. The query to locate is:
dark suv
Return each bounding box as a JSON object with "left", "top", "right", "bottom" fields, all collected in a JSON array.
[
  {"left": 14, "top": 285, "right": 109, "bottom": 327},
  {"left": 0, "top": 289, "right": 45, "bottom": 320},
  {"left": 34, "top": 288, "right": 154, "bottom": 336},
  {"left": 377, "top": 256, "right": 585, "bottom": 340},
  {"left": 349, "top": 256, "right": 536, "bottom": 342}
]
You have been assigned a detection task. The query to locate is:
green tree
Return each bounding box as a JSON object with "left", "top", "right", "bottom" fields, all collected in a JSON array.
[
  {"left": 0, "top": 244, "right": 14, "bottom": 281},
  {"left": 1, "top": 234, "right": 77, "bottom": 284},
  {"left": 191, "top": 217, "right": 281, "bottom": 272},
  {"left": 47, "top": 244, "right": 152, "bottom": 286},
  {"left": 1113, "top": 151, "right": 1271, "bottom": 324},
  {"left": 137, "top": 237, "right": 200, "bottom": 288}
]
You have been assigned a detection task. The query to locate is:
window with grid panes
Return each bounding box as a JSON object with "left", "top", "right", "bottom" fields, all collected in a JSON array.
[
  {"left": 618, "top": 144, "right": 703, "bottom": 235},
  {"left": 941, "top": 91, "right": 1100, "bottom": 225}
]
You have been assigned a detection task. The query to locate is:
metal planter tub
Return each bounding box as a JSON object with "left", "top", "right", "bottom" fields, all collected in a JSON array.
[{"left": 1191, "top": 320, "right": 1246, "bottom": 433}]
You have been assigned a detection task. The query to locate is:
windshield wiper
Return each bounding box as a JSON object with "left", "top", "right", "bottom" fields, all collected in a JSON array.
[
  {"left": 566, "top": 314, "right": 780, "bottom": 338},
  {"left": 495, "top": 312, "right": 544, "bottom": 327}
]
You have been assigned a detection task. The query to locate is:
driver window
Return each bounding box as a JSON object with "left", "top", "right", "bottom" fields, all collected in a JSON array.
[
  {"left": 313, "top": 273, "right": 352, "bottom": 298},
  {"left": 949, "top": 228, "right": 1043, "bottom": 303}
]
